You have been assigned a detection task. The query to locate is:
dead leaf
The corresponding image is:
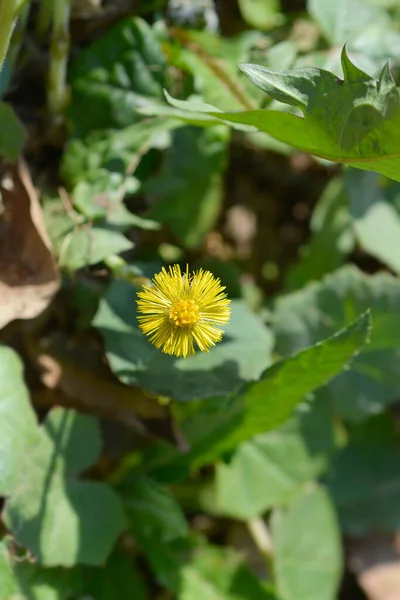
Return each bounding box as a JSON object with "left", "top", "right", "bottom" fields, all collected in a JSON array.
[
  {"left": 26, "top": 331, "right": 187, "bottom": 448},
  {"left": 0, "top": 160, "right": 59, "bottom": 329},
  {"left": 347, "top": 533, "right": 400, "bottom": 600}
]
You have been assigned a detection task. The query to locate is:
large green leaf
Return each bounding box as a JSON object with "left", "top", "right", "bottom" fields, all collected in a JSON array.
[
  {"left": 164, "top": 48, "right": 400, "bottom": 183},
  {"left": 272, "top": 486, "right": 342, "bottom": 600},
  {"left": 94, "top": 280, "right": 274, "bottom": 401},
  {"left": 68, "top": 18, "right": 166, "bottom": 137},
  {"left": 4, "top": 408, "right": 126, "bottom": 567},
  {"left": 215, "top": 401, "right": 335, "bottom": 520},
  {"left": 273, "top": 265, "right": 400, "bottom": 421},
  {"left": 146, "top": 126, "right": 229, "bottom": 249},
  {"left": 0, "top": 346, "right": 38, "bottom": 496},
  {"left": 346, "top": 168, "right": 400, "bottom": 274},
  {"left": 143, "top": 312, "right": 369, "bottom": 480}
]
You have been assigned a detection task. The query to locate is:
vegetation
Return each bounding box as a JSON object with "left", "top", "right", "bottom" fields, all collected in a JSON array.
[{"left": 1, "top": 0, "right": 400, "bottom": 598}]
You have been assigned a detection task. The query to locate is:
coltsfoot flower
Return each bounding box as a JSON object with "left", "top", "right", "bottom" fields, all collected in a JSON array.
[{"left": 136, "top": 264, "right": 231, "bottom": 358}]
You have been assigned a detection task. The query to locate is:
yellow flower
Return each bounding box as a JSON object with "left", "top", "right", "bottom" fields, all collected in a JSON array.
[{"left": 136, "top": 264, "right": 231, "bottom": 358}]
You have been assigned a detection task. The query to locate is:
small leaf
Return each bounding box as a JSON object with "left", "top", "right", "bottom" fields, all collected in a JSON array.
[{"left": 272, "top": 486, "right": 342, "bottom": 600}]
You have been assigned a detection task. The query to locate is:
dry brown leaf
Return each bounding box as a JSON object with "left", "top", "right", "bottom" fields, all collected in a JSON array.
[
  {"left": 348, "top": 533, "right": 400, "bottom": 600},
  {"left": 0, "top": 160, "right": 59, "bottom": 329},
  {"left": 27, "top": 331, "right": 186, "bottom": 447}
]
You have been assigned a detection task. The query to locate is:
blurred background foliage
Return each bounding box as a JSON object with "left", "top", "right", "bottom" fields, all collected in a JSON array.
[{"left": 1, "top": 0, "right": 400, "bottom": 599}]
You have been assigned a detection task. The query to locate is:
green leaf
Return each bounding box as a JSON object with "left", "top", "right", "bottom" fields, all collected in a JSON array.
[
  {"left": 272, "top": 486, "right": 342, "bottom": 600},
  {"left": 327, "top": 415, "right": 400, "bottom": 534},
  {"left": 120, "top": 475, "right": 188, "bottom": 542},
  {"left": 0, "top": 103, "right": 27, "bottom": 160},
  {"left": 81, "top": 548, "right": 148, "bottom": 600},
  {"left": 68, "top": 18, "right": 166, "bottom": 137},
  {"left": 215, "top": 401, "right": 335, "bottom": 520},
  {"left": 308, "top": 0, "right": 388, "bottom": 46},
  {"left": 4, "top": 408, "right": 126, "bottom": 566},
  {"left": 146, "top": 126, "right": 228, "bottom": 248},
  {"left": 61, "top": 117, "right": 179, "bottom": 188},
  {"left": 0, "top": 537, "right": 83, "bottom": 599},
  {"left": 94, "top": 281, "right": 274, "bottom": 401},
  {"left": 346, "top": 168, "right": 400, "bottom": 274},
  {"left": 58, "top": 226, "right": 133, "bottom": 271},
  {"left": 237, "top": 0, "right": 283, "bottom": 29},
  {"left": 178, "top": 544, "right": 279, "bottom": 600},
  {"left": 307, "top": 0, "right": 400, "bottom": 78},
  {"left": 144, "top": 312, "right": 369, "bottom": 480},
  {"left": 0, "top": 346, "right": 37, "bottom": 496},
  {"left": 0, "top": 540, "right": 21, "bottom": 600},
  {"left": 166, "top": 49, "right": 400, "bottom": 183},
  {"left": 43, "top": 198, "right": 133, "bottom": 271},
  {"left": 134, "top": 534, "right": 279, "bottom": 599},
  {"left": 273, "top": 265, "right": 400, "bottom": 421}
]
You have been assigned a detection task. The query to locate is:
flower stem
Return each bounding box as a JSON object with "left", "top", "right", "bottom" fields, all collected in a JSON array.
[
  {"left": 47, "top": 0, "right": 70, "bottom": 117},
  {"left": 247, "top": 517, "right": 274, "bottom": 571},
  {"left": 0, "top": 0, "right": 19, "bottom": 73},
  {"left": 35, "top": 0, "right": 52, "bottom": 42}
]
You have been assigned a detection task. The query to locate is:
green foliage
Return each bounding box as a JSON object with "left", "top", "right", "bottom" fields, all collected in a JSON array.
[
  {"left": 68, "top": 17, "right": 167, "bottom": 137},
  {"left": 0, "top": 102, "right": 26, "bottom": 159},
  {"left": 0, "top": 353, "right": 126, "bottom": 567},
  {"left": 273, "top": 266, "right": 400, "bottom": 421},
  {"left": 4, "top": 1, "right": 400, "bottom": 598},
  {"left": 215, "top": 402, "right": 335, "bottom": 520},
  {"left": 271, "top": 486, "right": 342, "bottom": 600}
]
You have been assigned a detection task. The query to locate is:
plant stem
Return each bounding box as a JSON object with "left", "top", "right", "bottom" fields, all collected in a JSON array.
[
  {"left": 7, "top": 0, "right": 30, "bottom": 68},
  {"left": 47, "top": 0, "right": 70, "bottom": 117},
  {"left": 0, "top": 0, "right": 19, "bottom": 73},
  {"left": 247, "top": 517, "right": 274, "bottom": 571},
  {"left": 35, "top": 0, "right": 52, "bottom": 42}
]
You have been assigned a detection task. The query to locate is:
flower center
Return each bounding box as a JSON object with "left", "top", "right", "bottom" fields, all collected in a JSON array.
[{"left": 169, "top": 298, "right": 200, "bottom": 327}]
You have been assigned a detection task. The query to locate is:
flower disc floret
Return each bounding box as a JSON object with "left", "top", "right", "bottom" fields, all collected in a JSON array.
[{"left": 136, "top": 264, "right": 231, "bottom": 358}]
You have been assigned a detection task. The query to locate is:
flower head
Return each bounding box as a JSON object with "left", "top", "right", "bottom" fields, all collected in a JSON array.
[{"left": 136, "top": 265, "right": 231, "bottom": 358}]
